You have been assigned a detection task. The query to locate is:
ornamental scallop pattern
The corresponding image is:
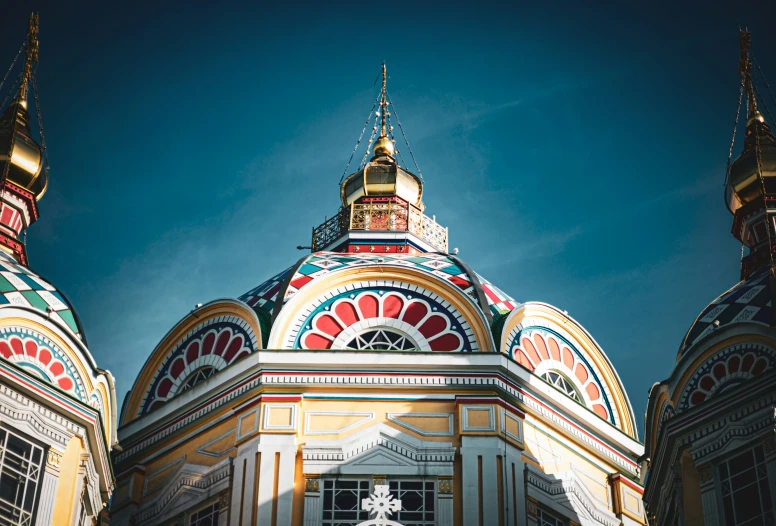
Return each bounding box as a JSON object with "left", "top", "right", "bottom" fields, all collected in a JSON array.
[
  {"left": 142, "top": 320, "right": 255, "bottom": 414},
  {"left": 678, "top": 343, "right": 775, "bottom": 410},
  {"left": 0, "top": 327, "right": 85, "bottom": 401},
  {"left": 301, "top": 290, "right": 467, "bottom": 352},
  {"left": 511, "top": 329, "right": 611, "bottom": 422}
]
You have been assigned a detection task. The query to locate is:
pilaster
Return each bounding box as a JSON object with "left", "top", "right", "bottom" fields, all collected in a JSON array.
[
  {"left": 437, "top": 476, "right": 454, "bottom": 526},
  {"left": 256, "top": 434, "right": 297, "bottom": 526},
  {"left": 696, "top": 463, "right": 721, "bottom": 526},
  {"left": 303, "top": 475, "right": 321, "bottom": 526},
  {"left": 34, "top": 448, "right": 62, "bottom": 526},
  {"left": 460, "top": 435, "right": 523, "bottom": 526},
  {"left": 764, "top": 432, "right": 776, "bottom": 515}
]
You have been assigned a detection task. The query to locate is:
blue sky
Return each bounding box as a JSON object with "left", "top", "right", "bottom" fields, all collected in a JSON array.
[{"left": 2, "top": 0, "right": 775, "bottom": 437}]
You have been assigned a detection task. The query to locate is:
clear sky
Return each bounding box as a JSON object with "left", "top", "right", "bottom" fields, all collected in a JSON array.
[{"left": 2, "top": 0, "right": 774, "bottom": 437}]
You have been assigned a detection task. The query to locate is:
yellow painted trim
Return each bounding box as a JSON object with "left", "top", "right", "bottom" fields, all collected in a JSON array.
[
  {"left": 268, "top": 266, "right": 492, "bottom": 351},
  {"left": 123, "top": 301, "right": 262, "bottom": 424},
  {"left": 500, "top": 304, "right": 637, "bottom": 439}
]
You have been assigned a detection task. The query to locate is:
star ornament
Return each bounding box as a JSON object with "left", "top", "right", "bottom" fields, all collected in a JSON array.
[{"left": 362, "top": 485, "right": 402, "bottom": 520}]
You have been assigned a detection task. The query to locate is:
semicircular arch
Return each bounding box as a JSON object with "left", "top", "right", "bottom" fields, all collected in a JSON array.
[
  {"left": 268, "top": 265, "right": 493, "bottom": 352},
  {"left": 122, "top": 299, "right": 262, "bottom": 425},
  {"left": 499, "top": 302, "right": 638, "bottom": 439}
]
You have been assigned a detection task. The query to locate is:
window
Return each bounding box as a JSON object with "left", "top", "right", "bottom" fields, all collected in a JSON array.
[
  {"left": 537, "top": 508, "right": 565, "bottom": 526},
  {"left": 541, "top": 371, "right": 581, "bottom": 402},
  {"left": 345, "top": 329, "right": 417, "bottom": 351},
  {"left": 0, "top": 427, "right": 44, "bottom": 526},
  {"left": 180, "top": 366, "right": 218, "bottom": 393},
  {"left": 322, "top": 478, "right": 435, "bottom": 526},
  {"left": 323, "top": 479, "right": 371, "bottom": 525},
  {"left": 189, "top": 502, "right": 219, "bottom": 526},
  {"left": 720, "top": 445, "right": 774, "bottom": 525}
]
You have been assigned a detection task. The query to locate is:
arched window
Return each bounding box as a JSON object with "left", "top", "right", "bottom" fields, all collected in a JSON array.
[
  {"left": 541, "top": 371, "right": 581, "bottom": 403},
  {"left": 180, "top": 366, "right": 218, "bottom": 393},
  {"left": 344, "top": 328, "right": 418, "bottom": 351}
]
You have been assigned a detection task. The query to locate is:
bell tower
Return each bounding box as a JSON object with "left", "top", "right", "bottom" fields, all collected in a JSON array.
[
  {"left": 311, "top": 64, "right": 449, "bottom": 255},
  {"left": 0, "top": 13, "right": 48, "bottom": 265},
  {"left": 725, "top": 29, "right": 776, "bottom": 280}
]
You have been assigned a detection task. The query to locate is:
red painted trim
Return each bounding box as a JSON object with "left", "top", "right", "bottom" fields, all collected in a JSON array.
[{"left": 611, "top": 473, "right": 644, "bottom": 493}]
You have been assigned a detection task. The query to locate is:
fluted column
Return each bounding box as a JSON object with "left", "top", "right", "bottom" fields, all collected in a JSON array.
[
  {"left": 303, "top": 476, "right": 321, "bottom": 526},
  {"left": 437, "top": 476, "right": 454, "bottom": 526},
  {"left": 34, "top": 449, "right": 62, "bottom": 526},
  {"left": 697, "top": 463, "right": 721, "bottom": 526},
  {"left": 257, "top": 434, "right": 297, "bottom": 526}
]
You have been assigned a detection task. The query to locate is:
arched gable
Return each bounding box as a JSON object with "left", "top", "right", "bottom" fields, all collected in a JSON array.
[
  {"left": 267, "top": 265, "right": 493, "bottom": 352},
  {"left": 0, "top": 305, "right": 117, "bottom": 445},
  {"left": 499, "top": 303, "right": 638, "bottom": 439},
  {"left": 122, "top": 299, "right": 262, "bottom": 424},
  {"left": 672, "top": 337, "right": 776, "bottom": 411}
]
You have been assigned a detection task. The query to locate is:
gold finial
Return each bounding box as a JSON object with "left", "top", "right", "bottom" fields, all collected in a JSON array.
[
  {"left": 739, "top": 28, "right": 759, "bottom": 118},
  {"left": 16, "top": 13, "right": 39, "bottom": 108},
  {"left": 374, "top": 62, "right": 395, "bottom": 158}
]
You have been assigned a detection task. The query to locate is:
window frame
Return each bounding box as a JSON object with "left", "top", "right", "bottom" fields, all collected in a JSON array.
[
  {"left": 186, "top": 499, "right": 220, "bottom": 526},
  {"left": 716, "top": 443, "right": 774, "bottom": 526},
  {"left": 320, "top": 475, "right": 437, "bottom": 526},
  {"left": 0, "top": 425, "right": 47, "bottom": 526}
]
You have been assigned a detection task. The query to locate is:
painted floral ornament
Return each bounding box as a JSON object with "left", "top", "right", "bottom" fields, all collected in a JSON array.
[{"left": 358, "top": 485, "right": 403, "bottom": 526}]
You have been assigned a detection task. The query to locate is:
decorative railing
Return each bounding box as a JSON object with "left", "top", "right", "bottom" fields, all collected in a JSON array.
[{"left": 312, "top": 201, "right": 448, "bottom": 252}]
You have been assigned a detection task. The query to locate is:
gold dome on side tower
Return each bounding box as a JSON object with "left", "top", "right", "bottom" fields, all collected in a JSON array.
[
  {"left": 725, "top": 30, "right": 776, "bottom": 214},
  {"left": 0, "top": 13, "right": 47, "bottom": 200}
]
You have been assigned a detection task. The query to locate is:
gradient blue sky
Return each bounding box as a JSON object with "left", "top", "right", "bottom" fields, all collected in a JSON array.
[{"left": 2, "top": 0, "right": 774, "bottom": 436}]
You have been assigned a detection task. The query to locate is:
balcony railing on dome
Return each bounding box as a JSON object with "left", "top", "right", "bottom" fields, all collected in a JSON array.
[{"left": 312, "top": 201, "right": 448, "bottom": 252}]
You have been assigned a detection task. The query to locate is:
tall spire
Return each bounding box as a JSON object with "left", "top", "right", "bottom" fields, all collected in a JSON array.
[
  {"left": 373, "top": 62, "right": 395, "bottom": 159},
  {"left": 15, "top": 13, "right": 39, "bottom": 108},
  {"left": 726, "top": 29, "right": 776, "bottom": 279},
  {"left": 0, "top": 13, "right": 47, "bottom": 265}
]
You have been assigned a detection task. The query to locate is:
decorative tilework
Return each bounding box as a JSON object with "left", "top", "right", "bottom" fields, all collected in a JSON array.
[
  {"left": 681, "top": 266, "right": 773, "bottom": 357},
  {"left": 677, "top": 342, "right": 775, "bottom": 410},
  {"left": 0, "top": 326, "right": 87, "bottom": 402},
  {"left": 0, "top": 252, "right": 83, "bottom": 339},
  {"left": 238, "top": 265, "right": 293, "bottom": 316},
  {"left": 141, "top": 318, "right": 257, "bottom": 415},
  {"left": 238, "top": 253, "right": 519, "bottom": 345}
]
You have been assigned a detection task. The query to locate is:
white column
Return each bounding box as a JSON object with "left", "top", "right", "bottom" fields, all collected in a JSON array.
[
  {"left": 218, "top": 490, "right": 230, "bottom": 526},
  {"left": 34, "top": 449, "right": 61, "bottom": 526},
  {"left": 460, "top": 436, "right": 508, "bottom": 526},
  {"left": 230, "top": 437, "right": 260, "bottom": 526},
  {"left": 696, "top": 463, "right": 721, "bottom": 526},
  {"left": 502, "top": 442, "right": 524, "bottom": 526},
  {"left": 303, "top": 477, "right": 321, "bottom": 526},
  {"left": 437, "top": 477, "right": 454, "bottom": 526},
  {"left": 257, "top": 434, "right": 297, "bottom": 526}
]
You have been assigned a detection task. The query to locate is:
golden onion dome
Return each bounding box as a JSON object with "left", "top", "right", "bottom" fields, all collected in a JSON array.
[
  {"left": 373, "top": 135, "right": 395, "bottom": 157},
  {"left": 726, "top": 112, "right": 776, "bottom": 214},
  {"left": 340, "top": 158, "right": 424, "bottom": 209},
  {"left": 0, "top": 101, "right": 46, "bottom": 199}
]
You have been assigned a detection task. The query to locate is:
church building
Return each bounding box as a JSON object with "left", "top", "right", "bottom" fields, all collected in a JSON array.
[
  {"left": 642, "top": 30, "right": 776, "bottom": 526},
  {"left": 110, "top": 65, "right": 647, "bottom": 526},
  {"left": 0, "top": 14, "right": 118, "bottom": 526}
]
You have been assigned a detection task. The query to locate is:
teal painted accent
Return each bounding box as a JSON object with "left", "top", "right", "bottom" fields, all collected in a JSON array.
[
  {"left": 0, "top": 275, "right": 15, "bottom": 293},
  {"left": 17, "top": 274, "right": 42, "bottom": 290},
  {"left": 57, "top": 309, "right": 80, "bottom": 334},
  {"left": 21, "top": 291, "right": 49, "bottom": 311}
]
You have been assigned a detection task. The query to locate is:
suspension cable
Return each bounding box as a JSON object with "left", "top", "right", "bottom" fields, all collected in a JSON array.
[
  {"left": 359, "top": 109, "right": 381, "bottom": 170},
  {"left": 726, "top": 78, "right": 745, "bottom": 184},
  {"left": 753, "top": 83, "right": 776, "bottom": 129},
  {"left": 386, "top": 93, "right": 423, "bottom": 181},
  {"left": 339, "top": 92, "right": 381, "bottom": 185},
  {"left": 31, "top": 67, "right": 50, "bottom": 178},
  {"left": 386, "top": 113, "right": 408, "bottom": 169},
  {"left": 0, "top": 43, "right": 25, "bottom": 105},
  {"left": 0, "top": 72, "right": 22, "bottom": 111},
  {"left": 753, "top": 56, "right": 776, "bottom": 113}
]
